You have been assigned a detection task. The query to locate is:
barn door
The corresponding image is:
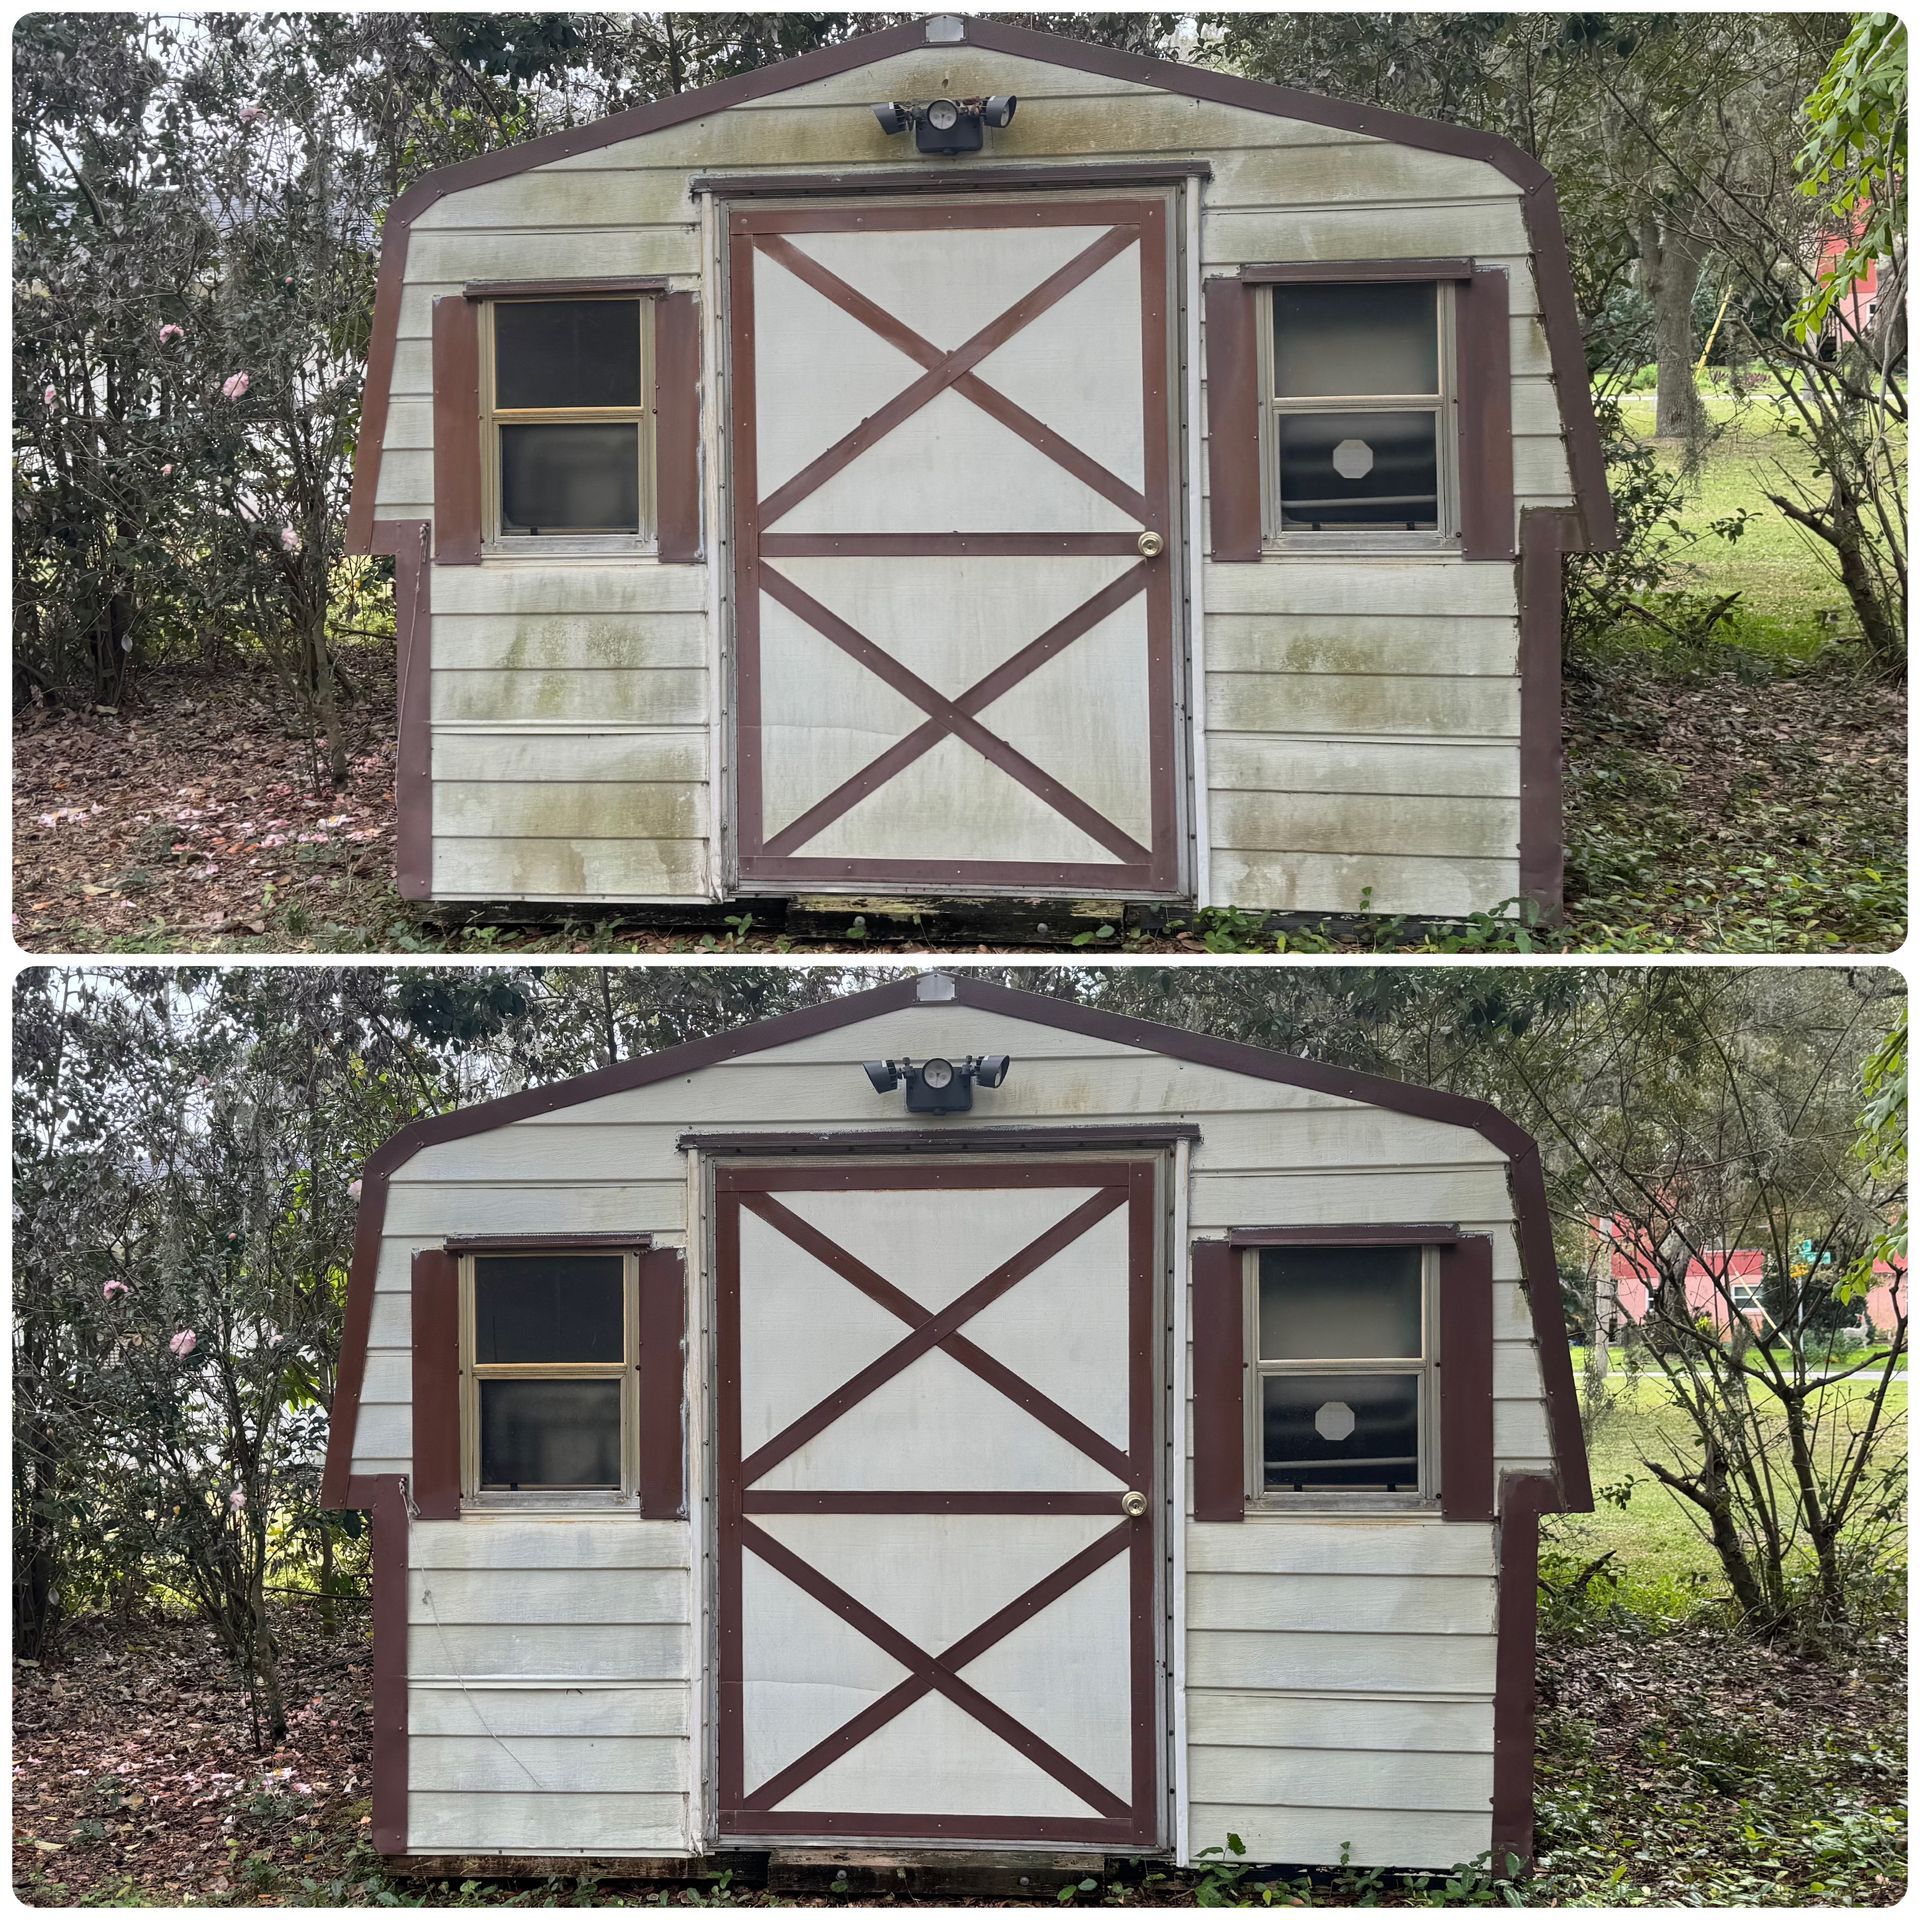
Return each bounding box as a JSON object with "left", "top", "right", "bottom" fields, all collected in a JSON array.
[
  {"left": 714, "top": 1160, "right": 1163, "bottom": 1848},
  {"left": 727, "top": 196, "right": 1182, "bottom": 898}
]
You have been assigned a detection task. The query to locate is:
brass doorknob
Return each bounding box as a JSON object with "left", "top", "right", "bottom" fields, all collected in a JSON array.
[
  {"left": 1121, "top": 1490, "right": 1149, "bottom": 1519},
  {"left": 1137, "top": 530, "right": 1165, "bottom": 559}
]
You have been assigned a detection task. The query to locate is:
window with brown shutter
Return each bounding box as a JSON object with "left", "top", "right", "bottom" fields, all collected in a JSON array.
[
  {"left": 1194, "top": 1230, "right": 1494, "bottom": 1520},
  {"left": 1205, "top": 264, "right": 1514, "bottom": 561},
  {"left": 431, "top": 287, "right": 703, "bottom": 562}
]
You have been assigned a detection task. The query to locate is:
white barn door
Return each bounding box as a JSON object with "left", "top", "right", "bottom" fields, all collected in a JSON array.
[
  {"left": 727, "top": 197, "right": 1182, "bottom": 898},
  {"left": 715, "top": 1159, "right": 1163, "bottom": 1848}
]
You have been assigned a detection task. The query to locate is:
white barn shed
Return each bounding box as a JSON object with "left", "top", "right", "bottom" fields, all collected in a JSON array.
[
  {"left": 346, "top": 15, "right": 1613, "bottom": 926},
  {"left": 323, "top": 972, "right": 1592, "bottom": 1874}
]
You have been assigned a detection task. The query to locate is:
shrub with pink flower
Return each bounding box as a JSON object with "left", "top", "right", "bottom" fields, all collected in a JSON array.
[
  {"left": 102, "top": 1279, "right": 128, "bottom": 1302},
  {"left": 279, "top": 526, "right": 300, "bottom": 553},
  {"left": 168, "top": 1329, "right": 198, "bottom": 1358},
  {"left": 220, "top": 372, "right": 250, "bottom": 401},
  {"left": 228, "top": 1486, "right": 247, "bottom": 1512},
  {"left": 42, "top": 384, "right": 57, "bottom": 410},
  {"left": 158, "top": 323, "right": 185, "bottom": 345}
]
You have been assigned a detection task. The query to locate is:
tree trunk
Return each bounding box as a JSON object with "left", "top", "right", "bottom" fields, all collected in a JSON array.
[
  {"left": 1590, "top": 1259, "right": 1612, "bottom": 1383},
  {"left": 1640, "top": 215, "right": 1708, "bottom": 442},
  {"left": 303, "top": 601, "right": 349, "bottom": 791}
]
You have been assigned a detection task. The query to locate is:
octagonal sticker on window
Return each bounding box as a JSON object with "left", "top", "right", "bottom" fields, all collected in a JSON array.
[
  {"left": 1314, "top": 1399, "right": 1357, "bottom": 1442},
  {"left": 1331, "top": 438, "right": 1375, "bottom": 480}
]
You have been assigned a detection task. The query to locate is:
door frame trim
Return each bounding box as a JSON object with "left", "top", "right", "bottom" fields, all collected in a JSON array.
[
  {"left": 714, "top": 181, "right": 1193, "bottom": 903},
  {"left": 705, "top": 1152, "right": 1170, "bottom": 1853}
]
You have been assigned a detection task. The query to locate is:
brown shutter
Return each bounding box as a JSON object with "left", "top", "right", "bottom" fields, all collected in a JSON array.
[
  {"left": 654, "top": 292, "right": 702, "bottom": 563},
  {"left": 1191, "top": 1240, "right": 1246, "bottom": 1521},
  {"left": 1457, "top": 268, "right": 1515, "bottom": 561},
  {"left": 431, "top": 297, "right": 483, "bottom": 565},
  {"left": 1203, "top": 278, "right": 1263, "bottom": 562},
  {"left": 409, "top": 1248, "right": 461, "bottom": 1519},
  {"left": 1439, "top": 1235, "right": 1496, "bottom": 1521},
  {"left": 638, "top": 1246, "right": 687, "bottom": 1518}
]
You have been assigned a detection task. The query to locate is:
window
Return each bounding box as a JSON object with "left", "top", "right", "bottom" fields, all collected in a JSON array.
[
  {"left": 1260, "top": 281, "right": 1455, "bottom": 543},
  {"left": 461, "top": 1249, "right": 639, "bottom": 1500},
  {"left": 1246, "top": 1243, "right": 1436, "bottom": 1505},
  {"left": 482, "top": 298, "right": 653, "bottom": 549}
]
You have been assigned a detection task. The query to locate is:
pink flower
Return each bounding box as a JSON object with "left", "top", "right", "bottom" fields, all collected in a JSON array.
[
  {"left": 42, "top": 385, "right": 56, "bottom": 409},
  {"left": 161, "top": 464, "right": 175, "bottom": 477},
  {"left": 238, "top": 104, "right": 264, "bottom": 125},
  {"left": 102, "top": 1279, "right": 128, "bottom": 1302},
  {"left": 346, "top": 1178, "right": 363, "bottom": 1202},
  {"left": 220, "top": 372, "right": 250, "bottom": 401},
  {"left": 158, "top": 323, "right": 185, "bottom": 345},
  {"left": 228, "top": 1487, "right": 246, "bottom": 1512},
  {"left": 279, "top": 526, "right": 300, "bottom": 553},
  {"left": 168, "top": 1329, "right": 197, "bottom": 1358}
]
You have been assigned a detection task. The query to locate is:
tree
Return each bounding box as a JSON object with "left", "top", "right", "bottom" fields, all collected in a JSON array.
[{"left": 1792, "top": 12, "right": 1907, "bottom": 356}]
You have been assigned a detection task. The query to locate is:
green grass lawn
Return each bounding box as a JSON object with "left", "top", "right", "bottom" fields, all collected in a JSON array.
[
  {"left": 1546, "top": 1360, "right": 1909, "bottom": 1619},
  {"left": 1611, "top": 387, "right": 1906, "bottom": 663}
]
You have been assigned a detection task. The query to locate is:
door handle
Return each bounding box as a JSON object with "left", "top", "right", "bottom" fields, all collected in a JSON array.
[
  {"left": 1121, "top": 1489, "right": 1149, "bottom": 1519},
  {"left": 1136, "top": 530, "right": 1165, "bottom": 559}
]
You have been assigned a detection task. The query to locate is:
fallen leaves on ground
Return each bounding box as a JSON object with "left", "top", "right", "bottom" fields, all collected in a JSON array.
[
  {"left": 1564, "top": 651, "right": 1906, "bottom": 951},
  {"left": 11, "top": 640, "right": 1907, "bottom": 956},
  {"left": 11, "top": 1603, "right": 1907, "bottom": 1907},
  {"left": 13, "top": 656, "right": 396, "bottom": 953},
  {"left": 1536, "top": 1611, "right": 1907, "bottom": 1905}
]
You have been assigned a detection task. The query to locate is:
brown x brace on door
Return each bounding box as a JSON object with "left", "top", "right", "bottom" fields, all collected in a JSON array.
[
  {"left": 727, "top": 197, "right": 1182, "bottom": 897},
  {"left": 715, "top": 1160, "right": 1163, "bottom": 1847}
]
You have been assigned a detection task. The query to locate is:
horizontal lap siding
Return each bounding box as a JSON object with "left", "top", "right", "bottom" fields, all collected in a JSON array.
[
  {"left": 405, "top": 1517, "right": 695, "bottom": 1855},
  {"left": 373, "top": 57, "right": 1586, "bottom": 912},
  {"left": 424, "top": 566, "right": 711, "bottom": 902},
  {"left": 1185, "top": 1522, "right": 1497, "bottom": 1867},
  {"left": 343, "top": 1005, "right": 1564, "bottom": 1872}
]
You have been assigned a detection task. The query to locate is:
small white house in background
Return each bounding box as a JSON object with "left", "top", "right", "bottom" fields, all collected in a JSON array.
[
  {"left": 347, "top": 15, "right": 1613, "bottom": 926},
  {"left": 324, "top": 973, "right": 1591, "bottom": 1875}
]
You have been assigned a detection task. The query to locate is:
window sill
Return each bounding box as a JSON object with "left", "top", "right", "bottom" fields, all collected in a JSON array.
[
  {"left": 482, "top": 538, "right": 660, "bottom": 562},
  {"left": 461, "top": 1492, "right": 644, "bottom": 1514},
  {"left": 1259, "top": 537, "right": 1463, "bottom": 560},
  {"left": 1243, "top": 1496, "right": 1438, "bottom": 1518}
]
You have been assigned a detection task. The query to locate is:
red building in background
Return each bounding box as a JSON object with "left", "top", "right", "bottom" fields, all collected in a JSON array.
[{"left": 1592, "top": 1216, "right": 1906, "bottom": 1341}]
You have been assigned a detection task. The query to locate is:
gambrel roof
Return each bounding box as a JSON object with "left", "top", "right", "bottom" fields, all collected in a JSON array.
[
  {"left": 344, "top": 14, "right": 1613, "bottom": 555},
  {"left": 323, "top": 972, "right": 1591, "bottom": 1512}
]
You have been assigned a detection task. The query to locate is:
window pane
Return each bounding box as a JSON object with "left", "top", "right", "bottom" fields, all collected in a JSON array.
[
  {"left": 479, "top": 1379, "right": 622, "bottom": 1489},
  {"left": 494, "top": 300, "right": 642, "bottom": 410},
  {"left": 1262, "top": 1372, "right": 1420, "bottom": 1491},
  {"left": 500, "top": 423, "right": 640, "bottom": 533},
  {"left": 474, "top": 1254, "right": 624, "bottom": 1364},
  {"left": 1272, "top": 282, "right": 1438, "bottom": 397},
  {"left": 1276, "top": 411, "right": 1438, "bottom": 530},
  {"left": 1259, "top": 1246, "right": 1422, "bottom": 1360}
]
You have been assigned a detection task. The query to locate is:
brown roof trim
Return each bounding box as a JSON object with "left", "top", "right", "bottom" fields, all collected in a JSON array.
[
  {"left": 372, "top": 520, "right": 432, "bottom": 899},
  {"left": 691, "top": 159, "right": 1211, "bottom": 197},
  {"left": 1517, "top": 506, "right": 1580, "bottom": 922},
  {"left": 678, "top": 1123, "right": 1201, "bottom": 1154},
  {"left": 1492, "top": 1471, "right": 1559, "bottom": 1872},
  {"left": 324, "top": 971, "right": 1590, "bottom": 1514},
  {"left": 345, "top": 16, "right": 1611, "bottom": 554}
]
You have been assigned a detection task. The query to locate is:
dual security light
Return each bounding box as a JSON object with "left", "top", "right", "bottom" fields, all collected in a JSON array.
[
  {"left": 862, "top": 1054, "right": 1013, "bottom": 1114},
  {"left": 871, "top": 94, "right": 1018, "bottom": 155}
]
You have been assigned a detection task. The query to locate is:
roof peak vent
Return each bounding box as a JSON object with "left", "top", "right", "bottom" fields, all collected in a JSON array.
[
  {"left": 924, "top": 15, "right": 967, "bottom": 45},
  {"left": 915, "top": 971, "right": 957, "bottom": 1001}
]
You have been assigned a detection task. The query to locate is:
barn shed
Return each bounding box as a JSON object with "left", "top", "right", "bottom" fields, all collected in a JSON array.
[
  {"left": 346, "top": 14, "right": 1614, "bottom": 926},
  {"left": 323, "top": 972, "right": 1592, "bottom": 1874}
]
